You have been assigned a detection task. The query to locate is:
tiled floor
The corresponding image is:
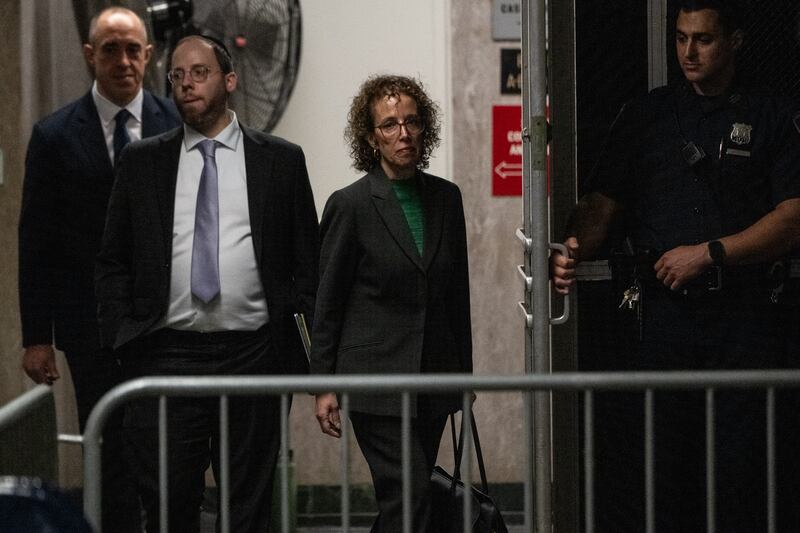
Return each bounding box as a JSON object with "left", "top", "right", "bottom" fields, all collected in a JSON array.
[
  {"left": 296, "top": 530, "right": 528, "bottom": 533},
  {"left": 294, "top": 529, "right": 528, "bottom": 533},
  {"left": 202, "top": 525, "right": 527, "bottom": 533},
  {"left": 200, "top": 512, "right": 528, "bottom": 532}
]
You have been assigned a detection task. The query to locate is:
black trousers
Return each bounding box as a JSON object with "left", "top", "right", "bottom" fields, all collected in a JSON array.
[
  {"left": 349, "top": 405, "right": 448, "bottom": 533},
  {"left": 776, "top": 300, "right": 800, "bottom": 532},
  {"left": 121, "top": 327, "right": 283, "bottom": 533},
  {"left": 65, "top": 347, "right": 140, "bottom": 533},
  {"left": 590, "top": 289, "right": 786, "bottom": 533}
]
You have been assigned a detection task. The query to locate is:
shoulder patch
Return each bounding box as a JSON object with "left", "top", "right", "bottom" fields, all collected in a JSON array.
[{"left": 794, "top": 111, "right": 800, "bottom": 136}]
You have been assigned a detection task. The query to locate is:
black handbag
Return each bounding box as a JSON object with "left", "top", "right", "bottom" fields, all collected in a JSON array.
[{"left": 430, "top": 414, "right": 508, "bottom": 533}]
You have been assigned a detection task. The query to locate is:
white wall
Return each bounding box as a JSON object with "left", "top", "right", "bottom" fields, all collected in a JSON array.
[{"left": 271, "top": 0, "right": 452, "bottom": 214}]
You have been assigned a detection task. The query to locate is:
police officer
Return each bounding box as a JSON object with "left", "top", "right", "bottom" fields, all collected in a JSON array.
[{"left": 551, "top": 1, "right": 800, "bottom": 531}]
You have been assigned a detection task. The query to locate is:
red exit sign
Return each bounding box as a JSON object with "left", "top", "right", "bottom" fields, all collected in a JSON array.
[{"left": 492, "top": 105, "right": 522, "bottom": 196}]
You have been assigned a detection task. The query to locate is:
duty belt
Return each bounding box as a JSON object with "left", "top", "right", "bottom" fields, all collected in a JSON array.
[
  {"left": 575, "top": 256, "right": 788, "bottom": 342},
  {"left": 788, "top": 258, "right": 800, "bottom": 279},
  {"left": 576, "top": 259, "right": 772, "bottom": 294}
]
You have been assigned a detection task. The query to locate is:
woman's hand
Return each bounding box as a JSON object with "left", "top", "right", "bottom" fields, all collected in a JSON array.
[{"left": 315, "top": 392, "right": 342, "bottom": 438}]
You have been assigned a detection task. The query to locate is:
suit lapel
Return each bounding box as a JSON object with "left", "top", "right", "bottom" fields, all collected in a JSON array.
[
  {"left": 420, "top": 173, "right": 445, "bottom": 271},
  {"left": 141, "top": 91, "right": 168, "bottom": 138},
  {"left": 155, "top": 129, "right": 183, "bottom": 258},
  {"left": 76, "top": 93, "right": 113, "bottom": 178},
  {"left": 369, "top": 168, "right": 425, "bottom": 273},
  {"left": 77, "top": 91, "right": 173, "bottom": 180},
  {"left": 242, "top": 126, "right": 273, "bottom": 266}
]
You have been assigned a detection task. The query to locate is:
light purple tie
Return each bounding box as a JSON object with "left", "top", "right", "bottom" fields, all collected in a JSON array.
[{"left": 191, "top": 139, "right": 220, "bottom": 303}]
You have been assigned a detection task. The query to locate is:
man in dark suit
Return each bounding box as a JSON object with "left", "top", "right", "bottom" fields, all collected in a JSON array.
[
  {"left": 95, "top": 35, "right": 319, "bottom": 533},
  {"left": 18, "top": 7, "right": 180, "bottom": 532}
]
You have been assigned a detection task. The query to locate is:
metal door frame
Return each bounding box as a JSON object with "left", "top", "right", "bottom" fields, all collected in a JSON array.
[{"left": 520, "top": 0, "right": 668, "bottom": 530}]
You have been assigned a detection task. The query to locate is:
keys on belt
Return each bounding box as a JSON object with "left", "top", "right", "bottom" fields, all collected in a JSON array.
[
  {"left": 618, "top": 282, "right": 641, "bottom": 310},
  {"left": 618, "top": 279, "right": 644, "bottom": 341}
]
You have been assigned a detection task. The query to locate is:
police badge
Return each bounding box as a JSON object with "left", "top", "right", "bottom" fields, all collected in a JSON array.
[{"left": 729, "top": 123, "right": 752, "bottom": 145}]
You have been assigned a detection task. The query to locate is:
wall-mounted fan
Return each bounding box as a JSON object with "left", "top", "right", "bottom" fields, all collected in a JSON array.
[{"left": 72, "top": 0, "right": 302, "bottom": 132}]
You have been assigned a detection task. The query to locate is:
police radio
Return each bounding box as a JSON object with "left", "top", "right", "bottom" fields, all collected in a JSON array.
[
  {"left": 673, "top": 107, "right": 707, "bottom": 167},
  {"left": 681, "top": 141, "right": 706, "bottom": 167}
]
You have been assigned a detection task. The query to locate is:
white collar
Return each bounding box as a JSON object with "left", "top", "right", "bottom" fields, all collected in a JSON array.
[
  {"left": 91, "top": 81, "right": 144, "bottom": 127},
  {"left": 183, "top": 110, "right": 241, "bottom": 152}
]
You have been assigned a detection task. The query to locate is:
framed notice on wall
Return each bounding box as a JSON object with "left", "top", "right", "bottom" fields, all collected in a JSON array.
[
  {"left": 501, "top": 49, "right": 521, "bottom": 94},
  {"left": 492, "top": 105, "right": 522, "bottom": 196}
]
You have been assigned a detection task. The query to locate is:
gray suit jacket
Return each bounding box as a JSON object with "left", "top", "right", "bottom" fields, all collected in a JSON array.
[{"left": 310, "top": 166, "right": 472, "bottom": 416}]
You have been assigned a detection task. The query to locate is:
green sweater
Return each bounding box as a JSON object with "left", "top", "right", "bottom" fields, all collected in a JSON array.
[{"left": 392, "top": 178, "right": 424, "bottom": 255}]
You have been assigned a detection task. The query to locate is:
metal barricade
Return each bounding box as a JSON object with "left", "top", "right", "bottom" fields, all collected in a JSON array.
[{"left": 82, "top": 370, "right": 800, "bottom": 533}]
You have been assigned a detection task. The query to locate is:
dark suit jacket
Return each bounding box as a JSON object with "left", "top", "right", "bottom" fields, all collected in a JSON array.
[
  {"left": 310, "top": 166, "right": 472, "bottom": 417},
  {"left": 19, "top": 91, "right": 180, "bottom": 353},
  {"left": 95, "top": 124, "right": 319, "bottom": 374}
]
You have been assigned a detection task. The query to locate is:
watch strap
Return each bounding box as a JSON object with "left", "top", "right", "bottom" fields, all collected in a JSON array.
[{"left": 708, "top": 240, "right": 726, "bottom": 267}]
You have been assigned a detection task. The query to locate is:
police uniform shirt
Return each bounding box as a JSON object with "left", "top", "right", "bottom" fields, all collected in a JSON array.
[{"left": 588, "top": 82, "right": 800, "bottom": 254}]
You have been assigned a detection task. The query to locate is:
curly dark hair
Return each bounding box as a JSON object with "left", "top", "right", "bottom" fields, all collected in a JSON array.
[{"left": 345, "top": 74, "right": 441, "bottom": 172}]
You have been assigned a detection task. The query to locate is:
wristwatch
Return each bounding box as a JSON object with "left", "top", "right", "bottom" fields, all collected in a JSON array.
[{"left": 708, "top": 240, "right": 726, "bottom": 267}]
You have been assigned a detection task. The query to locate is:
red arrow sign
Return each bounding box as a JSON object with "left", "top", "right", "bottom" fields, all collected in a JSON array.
[
  {"left": 494, "top": 161, "right": 523, "bottom": 179},
  {"left": 492, "top": 105, "right": 522, "bottom": 196}
]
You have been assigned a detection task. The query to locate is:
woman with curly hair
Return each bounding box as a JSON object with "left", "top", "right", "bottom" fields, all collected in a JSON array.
[{"left": 310, "top": 74, "right": 473, "bottom": 532}]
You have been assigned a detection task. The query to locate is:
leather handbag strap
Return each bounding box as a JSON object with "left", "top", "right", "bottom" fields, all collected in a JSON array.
[
  {"left": 471, "top": 415, "right": 490, "bottom": 494},
  {"left": 449, "top": 413, "right": 461, "bottom": 493},
  {"left": 449, "top": 412, "right": 490, "bottom": 494}
]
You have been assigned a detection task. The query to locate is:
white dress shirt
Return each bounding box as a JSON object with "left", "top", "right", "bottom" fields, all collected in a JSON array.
[
  {"left": 91, "top": 81, "right": 144, "bottom": 163},
  {"left": 156, "top": 111, "right": 269, "bottom": 332}
]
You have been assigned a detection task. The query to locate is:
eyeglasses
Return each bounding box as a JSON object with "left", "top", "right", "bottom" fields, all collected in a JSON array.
[
  {"left": 167, "top": 65, "right": 220, "bottom": 85},
  {"left": 374, "top": 117, "right": 425, "bottom": 138}
]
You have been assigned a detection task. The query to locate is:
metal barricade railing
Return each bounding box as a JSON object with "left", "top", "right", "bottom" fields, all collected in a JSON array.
[{"left": 82, "top": 370, "right": 800, "bottom": 533}]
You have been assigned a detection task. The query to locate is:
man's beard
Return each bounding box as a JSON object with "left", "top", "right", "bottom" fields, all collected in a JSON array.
[{"left": 179, "top": 90, "right": 228, "bottom": 133}]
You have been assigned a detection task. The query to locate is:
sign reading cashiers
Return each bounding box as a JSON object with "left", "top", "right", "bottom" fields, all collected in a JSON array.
[
  {"left": 492, "top": 0, "right": 521, "bottom": 41},
  {"left": 493, "top": 105, "right": 522, "bottom": 196}
]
